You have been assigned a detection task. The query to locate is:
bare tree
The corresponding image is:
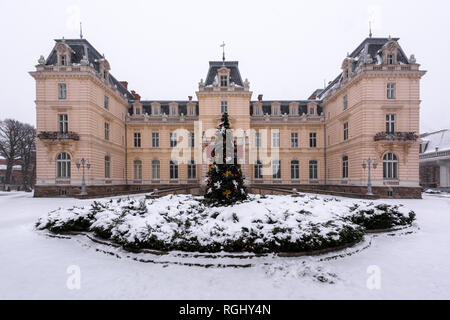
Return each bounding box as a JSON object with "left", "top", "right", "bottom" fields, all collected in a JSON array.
[
  {"left": 17, "top": 123, "right": 36, "bottom": 191},
  {"left": 0, "top": 119, "right": 22, "bottom": 185}
]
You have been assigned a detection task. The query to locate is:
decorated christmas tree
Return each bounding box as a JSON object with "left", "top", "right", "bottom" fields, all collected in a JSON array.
[{"left": 204, "top": 112, "right": 247, "bottom": 206}]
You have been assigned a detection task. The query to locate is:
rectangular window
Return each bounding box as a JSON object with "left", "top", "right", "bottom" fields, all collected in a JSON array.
[
  {"left": 61, "top": 56, "right": 67, "bottom": 66},
  {"left": 134, "top": 132, "right": 141, "bottom": 148},
  {"left": 134, "top": 161, "right": 142, "bottom": 180},
  {"left": 189, "top": 106, "right": 194, "bottom": 116},
  {"left": 291, "top": 106, "right": 297, "bottom": 116},
  {"left": 221, "top": 101, "right": 228, "bottom": 114},
  {"left": 152, "top": 160, "right": 160, "bottom": 180},
  {"left": 171, "top": 106, "right": 177, "bottom": 116},
  {"left": 135, "top": 107, "right": 141, "bottom": 115},
  {"left": 343, "top": 122, "right": 349, "bottom": 141},
  {"left": 387, "top": 54, "right": 394, "bottom": 65},
  {"left": 255, "top": 132, "right": 262, "bottom": 148},
  {"left": 254, "top": 161, "right": 263, "bottom": 179},
  {"left": 310, "top": 132, "right": 317, "bottom": 148},
  {"left": 342, "top": 156, "right": 349, "bottom": 179},
  {"left": 188, "top": 160, "right": 196, "bottom": 179},
  {"left": 188, "top": 132, "right": 195, "bottom": 148},
  {"left": 220, "top": 75, "right": 228, "bottom": 87},
  {"left": 343, "top": 94, "right": 348, "bottom": 110},
  {"left": 104, "top": 95, "right": 109, "bottom": 110},
  {"left": 291, "top": 132, "right": 298, "bottom": 148},
  {"left": 273, "top": 107, "right": 279, "bottom": 116},
  {"left": 309, "top": 107, "right": 315, "bottom": 115},
  {"left": 170, "top": 161, "right": 178, "bottom": 179},
  {"left": 104, "top": 122, "right": 110, "bottom": 141},
  {"left": 387, "top": 83, "right": 396, "bottom": 99},
  {"left": 272, "top": 160, "right": 281, "bottom": 179},
  {"left": 152, "top": 132, "right": 159, "bottom": 148},
  {"left": 386, "top": 114, "right": 396, "bottom": 134},
  {"left": 254, "top": 107, "right": 260, "bottom": 116},
  {"left": 153, "top": 106, "right": 159, "bottom": 116},
  {"left": 272, "top": 132, "right": 280, "bottom": 148},
  {"left": 309, "top": 160, "right": 318, "bottom": 180},
  {"left": 291, "top": 160, "right": 300, "bottom": 180},
  {"left": 58, "top": 114, "right": 68, "bottom": 133},
  {"left": 58, "top": 83, "right": 67, "bottom": 99},
  {"left": 105, "top": 156, "right": 111, "bottom": 179},
  {"left": 170, "top": 132, "right": 177, "bottom": 148}
]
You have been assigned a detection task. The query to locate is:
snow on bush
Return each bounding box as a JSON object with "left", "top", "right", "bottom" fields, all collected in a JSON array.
[{"left": 36, "top": 194, "right": 416, "bottom": 253}]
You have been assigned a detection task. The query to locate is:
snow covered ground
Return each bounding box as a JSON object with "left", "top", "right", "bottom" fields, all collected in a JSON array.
[{"left": 0, "top": 191, "right": 449, "bottom": 299}]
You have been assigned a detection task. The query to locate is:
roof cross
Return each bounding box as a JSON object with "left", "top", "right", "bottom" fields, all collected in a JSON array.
[{"left": 220, "top": 41, "right": 226, "bottom": 64}]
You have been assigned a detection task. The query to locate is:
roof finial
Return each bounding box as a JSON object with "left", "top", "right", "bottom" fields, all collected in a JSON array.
[
  {"left": 369, "top": 21, "right": 372, "bottom": 38},
  {"left": 220, "top": 41, "right": 226, "bottom": 64},
  {"left": 80, "top": 22, "right": 83, "bottom": 39}
]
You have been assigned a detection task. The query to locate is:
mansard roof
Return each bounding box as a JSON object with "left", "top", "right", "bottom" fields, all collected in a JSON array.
[
  {"left": 45, "top": 39, "right": 134, "bottom": 100},
  {"left": 250, "top": 100, "right": 323, "bottom": 116},
  {"left": 420, "top": 129, "right": 450, "bottom": 155},
  {"left": 318, "top": 37, "right": 410, "bottom": 100},
  {"left": 132, "top": 100, "right": 199, "bottom": 116},
  {"left": 205, "top": 61, "right": 243, "bottom": 86}
]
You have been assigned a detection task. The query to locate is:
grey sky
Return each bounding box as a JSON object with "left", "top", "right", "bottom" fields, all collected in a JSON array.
[{"left": 0, "top": 0, "right": 448, "bottom": 133}]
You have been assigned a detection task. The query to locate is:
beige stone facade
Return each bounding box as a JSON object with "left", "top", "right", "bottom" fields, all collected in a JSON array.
[{"left": 30, "top": 36, "right": 425, "bottom": 198}]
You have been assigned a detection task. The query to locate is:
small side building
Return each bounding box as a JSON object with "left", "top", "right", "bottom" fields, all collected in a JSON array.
[{"left": 419, "top": 129, "right": 450, "bottom": 190}]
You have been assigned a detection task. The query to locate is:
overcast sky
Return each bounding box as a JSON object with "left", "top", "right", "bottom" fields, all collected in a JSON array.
[{"left": 0, "top": 0, "right": 448, "bottom": 133}]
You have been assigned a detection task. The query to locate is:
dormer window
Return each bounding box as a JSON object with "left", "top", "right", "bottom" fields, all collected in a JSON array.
[
  {"left": 309, "top": 107, "right": 315, "bottom": 115},
  {"left": 272, "top": 106, "right": 279, "bottom": 116},
  {"left": 61, "top": 55, "right": 67, "bottom": 66},
  {"left": 387, "top": 54, "right": 394, "bottom": 65},
  {"left": 291, "top": 106, "right": 297, "bottom": 116},
  {"left": 254, "top": 107, "right": 260, "bottom": 116},
  {"left": 171, "top": 106, "right": 177, "bottom": 116},
  {"left": 220, "top": 75, "right": 228, "bottom": 87},
  {"left": 189, "top": 106, "right": 195, "bottom": 116},
  {"left": 135, "top": 107, "right": 141, "bottom": 115},
  {"left": 153, "top": 105, "right": 159, "bottom": 116}
]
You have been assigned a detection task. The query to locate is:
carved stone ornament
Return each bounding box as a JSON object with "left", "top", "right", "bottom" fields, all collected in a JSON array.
[
  {"left": 409, "top": 54, "right": 416, "bottom": 64},
  {"left": 38, "top": 55, "right": 46, "bottom": 65}
]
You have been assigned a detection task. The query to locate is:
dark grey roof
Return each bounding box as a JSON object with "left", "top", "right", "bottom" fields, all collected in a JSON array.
[
  {"left": 132, "top": 100, "right": 198, "bottom": 116},
  {"left": 45, "top": 39, "right": 134, "bottom": 100},
  {"left": 205, "top": 61, "right": 243, "bottom": 86},
  {"left": 308, "top": 89, "right": 324, "bottom": 100},
  {"left": 318, "top": 37, "right": 410, "bottom": 99}
]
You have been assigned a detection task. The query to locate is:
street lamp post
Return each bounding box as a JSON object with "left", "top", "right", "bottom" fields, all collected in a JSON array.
[
  {"left": 76, "top": 158, "right": 91, "bottom": 196},
  {"left": 362, "top": 158, "right": 378, "bottom": 195}
]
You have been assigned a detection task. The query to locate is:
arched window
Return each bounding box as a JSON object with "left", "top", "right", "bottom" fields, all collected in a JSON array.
[
  {"left": 134, "top": 160, "right": 142, "bottom": 180},
  {"left": 170, "top": 160, "right": 178, "bottom": 180},
  {"left": 105, "top": 156, "right": 111, "bottom": 179},
  {"left": 383, "top": 153, "right": 398, "bottom": 179},
  {"left": 56, "top": 152, "right": 71, "bottom": 178},
  {"left": 152, "top": 160, "right": 160, "bottom": 180}
]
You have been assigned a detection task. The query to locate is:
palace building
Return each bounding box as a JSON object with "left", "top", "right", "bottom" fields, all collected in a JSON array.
[{"left": 30, "top": 36, "right": 426, "bottom": 198}]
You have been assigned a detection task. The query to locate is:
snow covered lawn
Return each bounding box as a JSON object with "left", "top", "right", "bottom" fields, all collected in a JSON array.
[{"left": 0, "top": 191, "right": 449, "bottom": 299}]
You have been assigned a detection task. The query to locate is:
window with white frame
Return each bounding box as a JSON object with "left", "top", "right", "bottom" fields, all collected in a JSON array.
[
  {"left": 309, "top": 132, "right": 317, "bottom": 148},
  {"left": 273, "top": 106, "right": 279, "bottom": 116},
  {"left": 342, "top": 156, "right": 348, "bottom": 179},
  {"left": 221, "top": 101, "right": 228, "bottom": 114},
  {"left": 58, "top": 83, "right": 67, "bottom": 99},
  {"left": 309, "top": 160, "right": 318, "bottom": 180},
  {"left": 170, "top": 132, "right": 177, "bottom": 148},
  {"left": 343, "top": 94, "right": 348, "bottom": 110},
  {"left": 170, "top": 160, "right": 178, "bottom": 179},
  {"left": 309, "top": 107, "right": 315, "bottom": 115},
  {"left": 291, "top": 132, "right": 298, "bottom": 148},
  {"left": 189, "top": 106, "right": 194, "bottom": 116},
  {"left": 105, "top": 156, "right": 111, "bottom": 179},
  {"left": 255, "top": 132, "right": 262, "bottom": 148},
  {"left": 291, "top": 160, "right": 300, "bottom": 180},
  {"left": 188, "top": 132, "right": 195, "bottom": 148},
  {"left": 188, "top": 160, "right": 196, "bottom": 179},
  {"left": 254, "top": 160, "right": 263, "bottom": 179},
  {"left": 387, "top": 54, "right": 394, "bottom": 65},
  {"left": 343, "top": 122, "right": 349, "bottom": 141},
  {"left": 56, "top": 152, "right": 71, "bottom": 178},
  {"left": 58, "top": 114, "right": 68, "bottom": 133},
  {"left": 386, "top": 114, "right": 396, "bottom": 133},
  {"left": 272, "top": 160, "right": 281, "bottom": 179},
  {"left": 220, "top": 75, "right": 228, "bottom": 87},
  {"left": 135, "top": 107, "right": 141, "bottom": 115},
  {"left": 152, "top": 160, "right": 160, "bottom": 180},
  {"left": 171, "top": 106, "right": 177, "bottom": 116},
  {"left": 104, "top": 122, "right": 110, "bottom": 141},
  {"left": 272, "top": 132, "right": 280, "bottom": 148},
  {"left": 104, "top": 95, "right": 109, "bottom": 110},
  {"left": 387, "top": 83, "right": 396, "bottom": 99},
  {"left": 133, "top": 160, "right": 142, "bottom": 180},
  {"left": 383, "top": 153, "right": 398, "bottom": 179},
  {"left": 291, "top": 106, "right": 297, "bottom": 116},
  {"left": 152, "top": 132, "right": 159, "bottom": 148},
  {"left": 61, "top": 55, "right": 67, "bottom": 66},
  {"left": 134, "top": 132, "right": 141, "bottom": 148},
  {"left": 153, "top": 106, "right": 159, "bottom": 116}
]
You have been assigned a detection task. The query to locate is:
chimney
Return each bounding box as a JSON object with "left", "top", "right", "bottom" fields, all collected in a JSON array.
[
  {"left": 131, "top": 90, "right": 141, "bottom": 101},
  {"left": 120, "top": 81, "right": 128, "bottom": 89},
  {"left": 188, "top": 96, "right": 192, "bottom": 101},
  {"left": 258, "top": 94, "right": 263, "bottom": 101}
]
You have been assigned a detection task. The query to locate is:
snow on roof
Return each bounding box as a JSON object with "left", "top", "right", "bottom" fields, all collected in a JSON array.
[
  {"left": 420, "top": 129, "right": 450, "bottom": 154},
  {"left": 0, "top": 165, "right": 22, "bottom": 170}
]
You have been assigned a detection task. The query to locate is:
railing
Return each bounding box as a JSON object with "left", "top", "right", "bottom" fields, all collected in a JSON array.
[
  {"left": 37, "top": 131, "right": 80, "bottom": 141},
  {"left": 374, "top": 132, "right": 418, "bottom": 142}
]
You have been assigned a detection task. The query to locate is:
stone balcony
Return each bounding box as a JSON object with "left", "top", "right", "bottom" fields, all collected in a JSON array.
[
  {"left": 37, "top": 131, "right": 80, "bottom": 141},
  {"left": 374, "top": 132, "right": 418, "bottom": 142}
]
